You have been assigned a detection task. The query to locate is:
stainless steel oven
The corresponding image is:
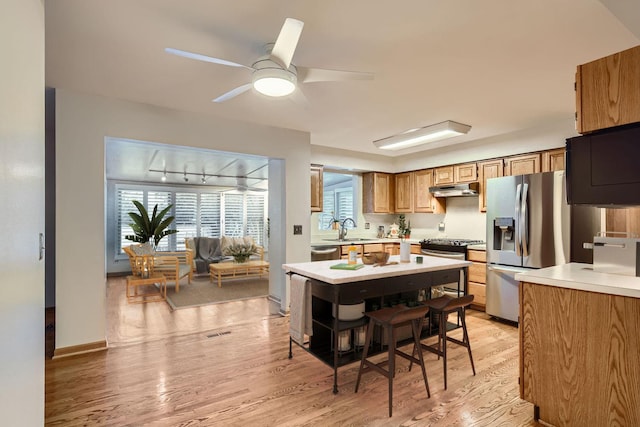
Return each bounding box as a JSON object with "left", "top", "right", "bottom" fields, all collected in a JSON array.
[{"left": 420, "top": 239, "right": 484, "bottom": 297}]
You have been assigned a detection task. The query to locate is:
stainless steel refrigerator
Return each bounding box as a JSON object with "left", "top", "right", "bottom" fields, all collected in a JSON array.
[{"left": 485, "top": 171, "right": 600, "bottom": 322}]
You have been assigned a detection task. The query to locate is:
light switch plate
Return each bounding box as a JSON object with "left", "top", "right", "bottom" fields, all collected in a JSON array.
[
  {"left": 364, "top": 222, "right": 370, "bottom": 229},
  {"left": 438, "top": 222, "right": 445, "bottom": 232},
  {"left": 293, "top": 225, "right": 302, "bottom": 235}
]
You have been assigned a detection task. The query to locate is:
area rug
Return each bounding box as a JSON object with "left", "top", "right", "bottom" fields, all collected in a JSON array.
[{"left": 165, "top": 276, "right": 269, "bottom": 310}]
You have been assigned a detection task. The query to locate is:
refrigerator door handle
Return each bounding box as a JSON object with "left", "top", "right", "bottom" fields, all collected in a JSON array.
[
  {"left": 515, "top": 183, "right": 522, "bottom": 256},
  {"left": 521, "top": 182, "right": 529, "bottom": 257}
]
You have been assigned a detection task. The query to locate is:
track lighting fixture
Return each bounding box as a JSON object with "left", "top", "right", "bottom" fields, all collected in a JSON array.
[
  {"left": 161, "top": 170, "right": 167, "bottom": 182},
  {"left": 183, "top": 172, "right": 189, "bottom": 182},
  {"left": 201, "top": 173, "right": 207, "bottom": 184}
]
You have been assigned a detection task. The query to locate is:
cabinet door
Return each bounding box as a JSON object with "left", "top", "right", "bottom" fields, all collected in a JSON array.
[
  {"left": 395, "top": 172, "right": 413, "bottom": 213},
  {"left": 310, "top": 165, "right": 323, "bottom": 212},
  {"left": 455, "top": 162, "right": 478, "bottom": 183},
  {"left": 576, "top": 45, "right": 640, "bottom": 134},
  {"left": 478, "top": 159, "right": 504, "bottom": 212},
  {"left": 504, "top": 153, "right": 540, "bottom": 176},
  {"left": 384, "top": 243, "right": 400, "bottom": 255},
  {"left": 363, "top": 172, "right": 394, "bottom": 213},
  {"left": 434, "top": 166, "right": 455, "bottom": 185},
  {"left": 542, "top": 148, "right": 565, "bottom": 172},
  {"left": 413, "top": 169, "right": 445, "bottom": 213}
]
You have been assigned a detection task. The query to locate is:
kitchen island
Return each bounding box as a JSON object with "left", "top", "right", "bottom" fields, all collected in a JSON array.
[
  {"left": 283, "top": 254, "right": 470, "bottom": 393},
  {"left": 515, "top": 263, "right": 640, "bottom": 426}
]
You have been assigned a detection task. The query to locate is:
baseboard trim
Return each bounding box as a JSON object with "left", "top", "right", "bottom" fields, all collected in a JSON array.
[{"left": 53, "top": 340, "right": 108, "bottom": 359}]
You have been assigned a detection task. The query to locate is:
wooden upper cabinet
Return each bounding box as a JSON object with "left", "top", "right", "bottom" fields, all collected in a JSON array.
[
  {"left": 542, "top": 148, "right": 565, "bottom": 172},
  {"left": 394, "top": 172, "right": 413, "bottom": 213},
  {"left": 504, "top": 153, "right": 540, "bottom": 176},
  {"left": 455, "top": 162, "right": 478, "bottom": 183},
  {"left": 363, "top": 172, "right": 395, "bottom": 213},
  {"left": 576, "top": 45, "right": 640, "bottom": 134},
  {"left": 414, "top": 169, "right": 446, "bottom": 214},
  {"left": 478, "top": 159, "right": 504, "bottom": 212},
  {"left": 310, "top": 165, "right": 323, "bottom": 212},
  {"left": 434, "top": 166, "right": 455, "bottom": 185}
]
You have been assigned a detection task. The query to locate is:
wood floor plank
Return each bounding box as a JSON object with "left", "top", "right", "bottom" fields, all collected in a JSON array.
[{"left": 45, "top": 278, "right": 542, "bottom": 426}]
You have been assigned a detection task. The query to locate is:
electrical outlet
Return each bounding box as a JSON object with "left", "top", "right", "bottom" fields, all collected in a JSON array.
[
  {"left": 438, "top": 222, "right": 445, "bottom": 232},
  {"left": 293, "top": 225, "right": 302, "bottom": 235},
  {"left": 364, "top": 222, "right": 370, "bottom": 229}
]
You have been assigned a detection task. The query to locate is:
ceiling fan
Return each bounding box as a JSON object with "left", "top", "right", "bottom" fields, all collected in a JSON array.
[{"left": 165, "top": 18, "right": 374, "bottom": 103}]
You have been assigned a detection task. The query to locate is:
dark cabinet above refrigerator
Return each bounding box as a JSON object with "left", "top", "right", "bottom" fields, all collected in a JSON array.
[{"left": 566, "top": 123, "right": 640, "bottom": 206}]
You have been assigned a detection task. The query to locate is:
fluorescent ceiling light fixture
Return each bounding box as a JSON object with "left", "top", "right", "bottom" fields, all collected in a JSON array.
[
  {"left": 252, "top": 67, "right": 297, "bottom": 97},
  {"left": 374, "top": 120, "right": 471, "bottom": 150}
]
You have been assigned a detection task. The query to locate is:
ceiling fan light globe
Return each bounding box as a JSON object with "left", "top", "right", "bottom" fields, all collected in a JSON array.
[
  {"left": 252, "top": 66, "right": 297, "bottom": 97},
  {"left": 253, "top": 77, "right": 296, "bottom": 97}
]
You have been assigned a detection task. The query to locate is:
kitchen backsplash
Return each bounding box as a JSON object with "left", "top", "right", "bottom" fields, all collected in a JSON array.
[{"left": 312, "top": 196, "right": 486, "bottom": 241}]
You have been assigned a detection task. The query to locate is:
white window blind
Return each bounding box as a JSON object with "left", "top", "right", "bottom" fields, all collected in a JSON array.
[
  {"left": 224, "top": 193, "right": 244, "bottom": 237},
  {"left": 200, "top": 193, "right": 221, "bottom": 238},
  {"left": 320, "top": 189, "right": 335, "bottom": 230},
  {"left": 114, "top": 184, "right": 267, "bottom": 255},
  {"left": 246, "top": 193, "right": 266, "bottom": 246},
  {"left": 175, "top": 192, "right": 198, "bottom": 250},
  {"left": 335, "top": 188, "right": 354, "bottom": 224},
  {"left": 117, "top": 188, "right": 143, "bottom": 252}
]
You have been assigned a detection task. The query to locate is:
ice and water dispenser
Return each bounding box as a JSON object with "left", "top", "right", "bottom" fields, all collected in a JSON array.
[{"left": 492, "top": 217, "right": 515, "bottom": 251}]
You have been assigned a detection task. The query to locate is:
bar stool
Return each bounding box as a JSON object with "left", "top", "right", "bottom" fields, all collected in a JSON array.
[
  {"left": 354, "top": 305, "right": 431, "bottom": 417},
  {"left": 414, "top": 294, "right": 475, "bottom": 390}
]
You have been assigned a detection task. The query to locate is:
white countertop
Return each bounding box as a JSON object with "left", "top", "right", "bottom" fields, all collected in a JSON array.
[
  {"left": 515, "top": 263, "right": 640, "bottom": 299},
  {"left": 283, "top": 254, "right": 470, "bottom": 285}
]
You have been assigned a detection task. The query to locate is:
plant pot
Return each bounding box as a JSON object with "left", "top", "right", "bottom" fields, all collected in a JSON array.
[{"left": 233, "top": 255, "right": 250, "bottom": 263}]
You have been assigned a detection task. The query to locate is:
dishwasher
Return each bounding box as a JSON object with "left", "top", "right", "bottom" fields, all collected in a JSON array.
[{"left": 311, "top": 246, "right": 341, "bottom": 261}]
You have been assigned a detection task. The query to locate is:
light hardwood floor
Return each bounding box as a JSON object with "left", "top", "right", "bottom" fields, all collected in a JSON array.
[{"left": 45, "top": 277, "right": 541, "bottom": 426}]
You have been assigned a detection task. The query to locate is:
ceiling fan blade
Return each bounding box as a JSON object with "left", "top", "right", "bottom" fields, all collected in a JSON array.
[
  {"left": 212, "top": 83, "right": 253, "bottom": 103},
  {"left": 270, "top": 18, "right": 304, "bottom": 69},
  {"left": 165, "top": 48, "right": 253, "bottom": 70},
  {"left": 298, "top": 67, "right": 374, "bottom": 83},
  {"left": 290, "top": 87, "right": 312, "bottom": 109}
]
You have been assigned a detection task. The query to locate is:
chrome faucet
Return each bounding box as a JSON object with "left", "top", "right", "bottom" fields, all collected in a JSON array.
[{"left": 339, "top": 217, "right": 357, "bottom": 240}]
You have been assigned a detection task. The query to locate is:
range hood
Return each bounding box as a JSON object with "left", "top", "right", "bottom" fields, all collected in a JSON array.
[{"left": 429, "top": 182, "right": 479, "bottom": 197}]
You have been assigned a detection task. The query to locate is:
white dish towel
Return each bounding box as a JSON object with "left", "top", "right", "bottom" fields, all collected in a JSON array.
[{"left": 289, "top": 274, "right": 313, "bottom": 345}]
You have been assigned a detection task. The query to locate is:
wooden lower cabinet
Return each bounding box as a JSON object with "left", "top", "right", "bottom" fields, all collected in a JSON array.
[
  {"left": 340, "top": 244, "right": 363, "bottom": 259},
  {"left": 467, "top": 249, "right": 486, "bottom": 310},
  {"left": 384, "top": 243, "right": 400, "bottom": 255},
  {"left": 520, "top": 281, "right": 640, "bottom": 426}
]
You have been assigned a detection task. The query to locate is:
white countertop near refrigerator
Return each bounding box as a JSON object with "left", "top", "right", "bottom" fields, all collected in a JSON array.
[{"left": 515, "top": 263, "right": 640, "bottom": 299}]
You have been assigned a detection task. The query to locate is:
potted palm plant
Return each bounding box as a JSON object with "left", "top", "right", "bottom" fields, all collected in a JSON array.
[{"left": 125, "top": 201, "right": 178, "bottom": 248}]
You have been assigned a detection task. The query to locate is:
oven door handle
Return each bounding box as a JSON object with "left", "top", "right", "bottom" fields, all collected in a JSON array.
[{"left": 421, "top": 249, "right": 466, "bottom": 260}]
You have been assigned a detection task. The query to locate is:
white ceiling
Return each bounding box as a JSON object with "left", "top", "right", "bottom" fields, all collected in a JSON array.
[{"left": 45, "top": 1, "right": 639, "bottom": 181}]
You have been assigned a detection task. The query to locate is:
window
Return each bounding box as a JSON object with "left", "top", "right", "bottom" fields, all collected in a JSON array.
[
  {"left": 115, "top": 184, "right": 266, "bottom": 255},
  {"left": 319, "top": 172, "right": 357, "bottom": 230}
]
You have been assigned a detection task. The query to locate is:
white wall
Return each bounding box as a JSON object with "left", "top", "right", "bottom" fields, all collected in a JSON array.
[
  {"left": 55, "top": 90, "right": 310, "bottom": 350},
  {"left": 0, "top": 0, "right": 45, "bottom": 423}
]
